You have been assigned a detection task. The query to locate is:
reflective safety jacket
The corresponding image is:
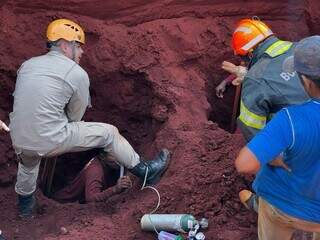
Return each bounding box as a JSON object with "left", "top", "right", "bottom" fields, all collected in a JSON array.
[{"left": 238, "top": 36, "right": 309, "bottom": 142}]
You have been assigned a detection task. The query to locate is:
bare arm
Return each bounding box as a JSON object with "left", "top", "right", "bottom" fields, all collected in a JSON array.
[
  {"left": 235, "top": 146, "right": 261, "bottom": 174},
  {"left": 236, "top": 109, "right": 294, "bottom": 175},
  {"left": 0, "top": 120, "right": 9, "bottom": 132}
]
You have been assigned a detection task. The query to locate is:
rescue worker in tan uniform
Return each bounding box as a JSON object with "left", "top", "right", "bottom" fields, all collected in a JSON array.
[{"left": 9, "top": 19, "right": 170, "bottom": 218}]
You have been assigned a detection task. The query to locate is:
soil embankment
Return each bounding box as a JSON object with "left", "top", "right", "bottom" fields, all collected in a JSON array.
[{"left": 0, "top": 1, "right": 319, "bottom": 239}]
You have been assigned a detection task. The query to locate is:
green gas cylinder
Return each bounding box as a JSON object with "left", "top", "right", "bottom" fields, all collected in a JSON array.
[{"left": 141, "top": 214, "right": 197, "bottom": 233}]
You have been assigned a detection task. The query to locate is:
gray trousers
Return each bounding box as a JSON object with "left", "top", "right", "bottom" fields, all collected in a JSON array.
[{"left": 15, "top": 122, "right": 140, "bottom": 196}]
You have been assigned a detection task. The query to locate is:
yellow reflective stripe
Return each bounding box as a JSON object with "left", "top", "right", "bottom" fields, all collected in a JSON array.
[
  {"left": 265, "top": 40, "right": 284, "bottom": 54},
  {"left": 265, "top": 40, "right": 293, "bottom": 57},
  {"left": 239, "top": 100, "right": 266, "bottom": 129}
]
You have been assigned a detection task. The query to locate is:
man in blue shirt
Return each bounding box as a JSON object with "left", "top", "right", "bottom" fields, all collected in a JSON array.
[{"left": 235, "top": 36, "right": 320, "bottom": 239}]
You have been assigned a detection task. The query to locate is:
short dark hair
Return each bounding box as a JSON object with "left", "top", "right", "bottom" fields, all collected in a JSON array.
[{"left": 46, "top": 40, "right": 60, "bottom": 49}]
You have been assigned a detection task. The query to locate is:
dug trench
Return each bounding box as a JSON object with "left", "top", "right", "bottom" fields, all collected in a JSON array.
[{"left": 0, "top": 1, "right": 319, "bottom": 239}]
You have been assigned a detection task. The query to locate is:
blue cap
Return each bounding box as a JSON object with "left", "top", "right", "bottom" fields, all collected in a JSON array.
[{"left": 283, "top": 35, "right": 320, "bottom": 76}]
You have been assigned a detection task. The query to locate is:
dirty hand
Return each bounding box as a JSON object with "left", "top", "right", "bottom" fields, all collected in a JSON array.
[
  {"left": 215, "top": 80, "right": 227, "bottom": 98},
  {"left": 0, "top": 120, "right": 9, "bottom": 132},
  {"left": 221, "top": 61, "right": 247, "bottom": 85},
  {"left": 231, "top": 76, "right": 243, "bottom": 86},
  {"left": 222, "top": 61, "right": 238, "bottom": 74},
  {"left": 113, "top": 176, "right": 132, "bottom": 193},
  {"left": 269, "top": 157, "right": 291, "bottom": 172}
]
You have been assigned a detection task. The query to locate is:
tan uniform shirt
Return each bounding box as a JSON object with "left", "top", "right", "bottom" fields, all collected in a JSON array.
[{"left": 9, "top": 50, "right": 90, "bottom": 155}]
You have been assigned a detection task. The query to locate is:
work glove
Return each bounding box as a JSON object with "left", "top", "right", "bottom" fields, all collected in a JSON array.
[
  {"left": 215, "top": 80, "right": 227, "bottom": 98},
  {"left": 113, "top": 176, "right": 132, "bottom": 193},
  {"left": 0, "top": 120, "right": 9, "bottom": 132},
  {"left": 221, "top": 61, "right": 247, "bottom": 86}
]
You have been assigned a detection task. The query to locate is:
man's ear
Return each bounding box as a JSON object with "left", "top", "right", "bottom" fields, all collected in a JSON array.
[
  {"left": 58, "top": 40, "right": 69, "bottom": 54},
  {"left": 301, "top": 75, "right": 312, "bottom": 91},
  {"left": 301, "top": 74, "right": 319, "bottom": 97}
]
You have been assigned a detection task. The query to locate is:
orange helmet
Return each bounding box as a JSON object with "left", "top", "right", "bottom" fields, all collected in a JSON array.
[
  {"left": 46, "top": 19, "right": 85, "bottom": 44},
  {"left": 232, "top": 18, "right": 273, "bottom": 56}
]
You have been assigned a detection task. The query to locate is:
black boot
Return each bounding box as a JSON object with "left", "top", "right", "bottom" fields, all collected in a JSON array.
[
  {"left": 18, "top": 193, "right": 36, "bottom": 218},
  {"left": 129, "top": 149, "right": 170, "bottom": 185}
]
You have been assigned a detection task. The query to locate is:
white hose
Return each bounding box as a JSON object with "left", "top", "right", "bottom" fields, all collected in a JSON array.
[
  {"left": 120, "top": 165, "right": 124, "bottom": 178},
  {"left": 141, "top": 167, "right": 161, "bottom": 235}
]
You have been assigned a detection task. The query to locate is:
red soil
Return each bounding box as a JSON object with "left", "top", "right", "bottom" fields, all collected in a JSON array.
[{"left": 0, "top": 0, "right": 319, "bottom": 239}]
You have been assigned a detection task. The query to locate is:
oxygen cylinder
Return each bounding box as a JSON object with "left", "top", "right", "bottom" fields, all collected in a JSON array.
[{"left": 141, "top": 214, "right": 197, "bottom": 233}]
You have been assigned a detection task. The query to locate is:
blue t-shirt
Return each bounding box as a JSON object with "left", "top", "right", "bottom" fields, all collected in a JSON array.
[{"left": 247, "top": 100, "right": 320, "bottom": 223}]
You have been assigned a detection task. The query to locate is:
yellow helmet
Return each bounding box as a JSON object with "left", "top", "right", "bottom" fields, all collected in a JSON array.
[{"left": 46, "top": 19, "right": 85, "bottom": 44}]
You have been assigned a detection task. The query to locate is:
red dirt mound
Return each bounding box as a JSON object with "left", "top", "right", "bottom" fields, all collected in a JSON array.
[{"left": 0, "top": 1, "right": 319, "bottom": 239}]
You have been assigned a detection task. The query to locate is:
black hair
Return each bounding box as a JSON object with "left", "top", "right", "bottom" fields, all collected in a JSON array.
[{"left": 46, "top": 40, "right": 60, "bottom": 49}]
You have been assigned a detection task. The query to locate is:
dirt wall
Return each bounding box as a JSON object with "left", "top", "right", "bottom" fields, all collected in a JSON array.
[{"left": 0, "top": 1, "right": 319, "bottom": 239}]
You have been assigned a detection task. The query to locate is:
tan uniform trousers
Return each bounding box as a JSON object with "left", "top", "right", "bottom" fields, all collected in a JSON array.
[
  {"left": 258, "top": 198, "right": 320, "bottom": 240},
  {"left": 15, "top": 122, "right": 140, "bottom": 196}
]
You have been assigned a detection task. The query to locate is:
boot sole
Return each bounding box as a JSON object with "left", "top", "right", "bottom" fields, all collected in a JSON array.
[
  {"left": 147, "top": 149, "right": 171, "bottom": 185},
  {"left": 239, "top": 189, "right": 253, "bottom": 209}
]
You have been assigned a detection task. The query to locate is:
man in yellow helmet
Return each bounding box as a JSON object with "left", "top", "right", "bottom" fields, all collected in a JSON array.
[{"left": 9, "top": 19, "right": 170, "bottom": 218}]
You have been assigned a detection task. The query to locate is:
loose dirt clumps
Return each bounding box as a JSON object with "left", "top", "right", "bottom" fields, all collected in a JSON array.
[{"left": 0, "top": 1, "right": 319, "bottom": 239}]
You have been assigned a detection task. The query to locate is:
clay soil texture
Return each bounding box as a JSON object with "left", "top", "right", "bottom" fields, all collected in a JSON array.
[{"left": 0, "top": 0, "right": 319, "bottom": 239}]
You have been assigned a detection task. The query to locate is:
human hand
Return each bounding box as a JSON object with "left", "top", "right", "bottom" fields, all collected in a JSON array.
[
  {"left": 222, "top": 61, "right": 247, "bottom": 85},
  {"left": 232, "top": 77, "right": 243, "bottom": 86},
  {"left": 215, "top": 80, "right": 227, "bottom": 98},
  {"left": 0, "top": 120, "right": 9, "bottom": 132},
  {"left": 113, "top": 176, "right": 132, "bottom": 193},
  {"left": 269, "top": 157, "right": 291, "bottom": 172},
  {"left": 222, "top": 61, "right": 238, "bottom": 75}
]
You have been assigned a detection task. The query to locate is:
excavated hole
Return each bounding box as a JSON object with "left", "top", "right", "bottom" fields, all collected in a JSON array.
[
  {"left": 206, "top": 69, "right": 239, "bottom": 133},
  {"left": 45, "top": 72, "right": 167, "bottom": 198},
  {"left": 208, "top": 85, "right": 238, "bottom": 132}
]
